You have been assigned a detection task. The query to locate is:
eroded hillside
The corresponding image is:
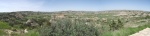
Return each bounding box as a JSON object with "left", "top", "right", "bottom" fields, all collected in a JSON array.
[{"left": 0, "top": 10, "right": 150, "bottom": 36}]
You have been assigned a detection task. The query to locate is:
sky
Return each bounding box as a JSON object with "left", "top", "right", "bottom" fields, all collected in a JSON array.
[{"left": 0, "top": 0, "right": 150, "bottom": 12}]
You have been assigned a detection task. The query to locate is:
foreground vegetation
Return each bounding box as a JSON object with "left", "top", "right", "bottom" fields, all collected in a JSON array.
[
  {"left": 102, "top": 23, "right": 150, "bottom": 36},
  {"left": 39, "top": 19, "right": 100, "bottom": 36}
]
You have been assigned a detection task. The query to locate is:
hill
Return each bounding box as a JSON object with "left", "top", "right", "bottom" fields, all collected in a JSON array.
[{"left": 0, "top": 10, "right": 150, "bottom": 36}]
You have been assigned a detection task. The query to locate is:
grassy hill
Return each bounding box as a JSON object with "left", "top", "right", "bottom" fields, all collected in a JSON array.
[{"left": 0, "top": 10, "right": 150, "bottom": 36}]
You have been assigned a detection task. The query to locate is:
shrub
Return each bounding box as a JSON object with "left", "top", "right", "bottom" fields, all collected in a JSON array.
[
  {"left": 0, "top": 21, "right": 11, "bottom": 29},
  {"left": 39, "top": 19, "right": 100, "bottom": 36},
  {"left": 109, "top": 19, "right": 123, "bottom": 31},
  {"left": 117, "top": 19, "right": 123, "bottom": 28},
  {"left": 109, "top": 20, "right": 117, "bottom": 31}
]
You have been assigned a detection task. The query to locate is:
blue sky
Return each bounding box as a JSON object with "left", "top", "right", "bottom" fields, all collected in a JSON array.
[{"left": 0, "top": 0, "right": 150, "bottom": 12}]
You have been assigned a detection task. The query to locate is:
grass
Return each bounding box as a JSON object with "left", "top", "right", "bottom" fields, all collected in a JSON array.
[
  {"left": 0, "top": 30, "right": 7, "bottom": 36},
  {"left": 25, "top": 29, "right": 40, "bottom": 36},
  {"left": 102, "top": 24, "right": 150, "bottom": 36},
  {"left": 0, "top": 21, "right": 11, "bottom": 29}
]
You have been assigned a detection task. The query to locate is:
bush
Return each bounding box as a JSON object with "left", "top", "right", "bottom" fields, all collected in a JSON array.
[
  {"left": 0, "top": 21, "right": 11, "bottom": 29},
  {"left": 39, "top": 19, "right": 100, "bottom": 36},
  {"left": 109, "top": 19, "right": 123, "bottom": 31}
]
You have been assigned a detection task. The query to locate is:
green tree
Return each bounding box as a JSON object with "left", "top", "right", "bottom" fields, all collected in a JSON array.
[
  {"left": 109, "top": 20, "right": 117, "bottom": 31},
  {"left": 117, "top": 19, "right": 123, "bottom": 28},
  {"left": 109, "top": 19, "right": 124, "bottom": 31}
]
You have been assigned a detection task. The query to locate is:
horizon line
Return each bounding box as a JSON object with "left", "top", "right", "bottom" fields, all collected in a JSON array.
[{"left": 0, "top": 9, "right": 150, "bottom": 12}]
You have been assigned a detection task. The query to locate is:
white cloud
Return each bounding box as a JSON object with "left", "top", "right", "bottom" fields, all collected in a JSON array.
[{"left": 0, "top": 0, "right": 45, "bottom": 12}]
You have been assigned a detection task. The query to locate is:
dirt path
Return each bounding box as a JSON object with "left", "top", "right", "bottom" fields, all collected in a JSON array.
[{"left": 130, "top": 28, "right": 150, "bottom": 36}]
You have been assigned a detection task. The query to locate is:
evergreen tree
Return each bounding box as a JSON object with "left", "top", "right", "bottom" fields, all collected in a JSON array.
[
  {"left": 117, "top": 19, "right": 123, "bottom": 29},
  {"left": 109, "top": 20, "right": 116, "bottom": 31}
]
